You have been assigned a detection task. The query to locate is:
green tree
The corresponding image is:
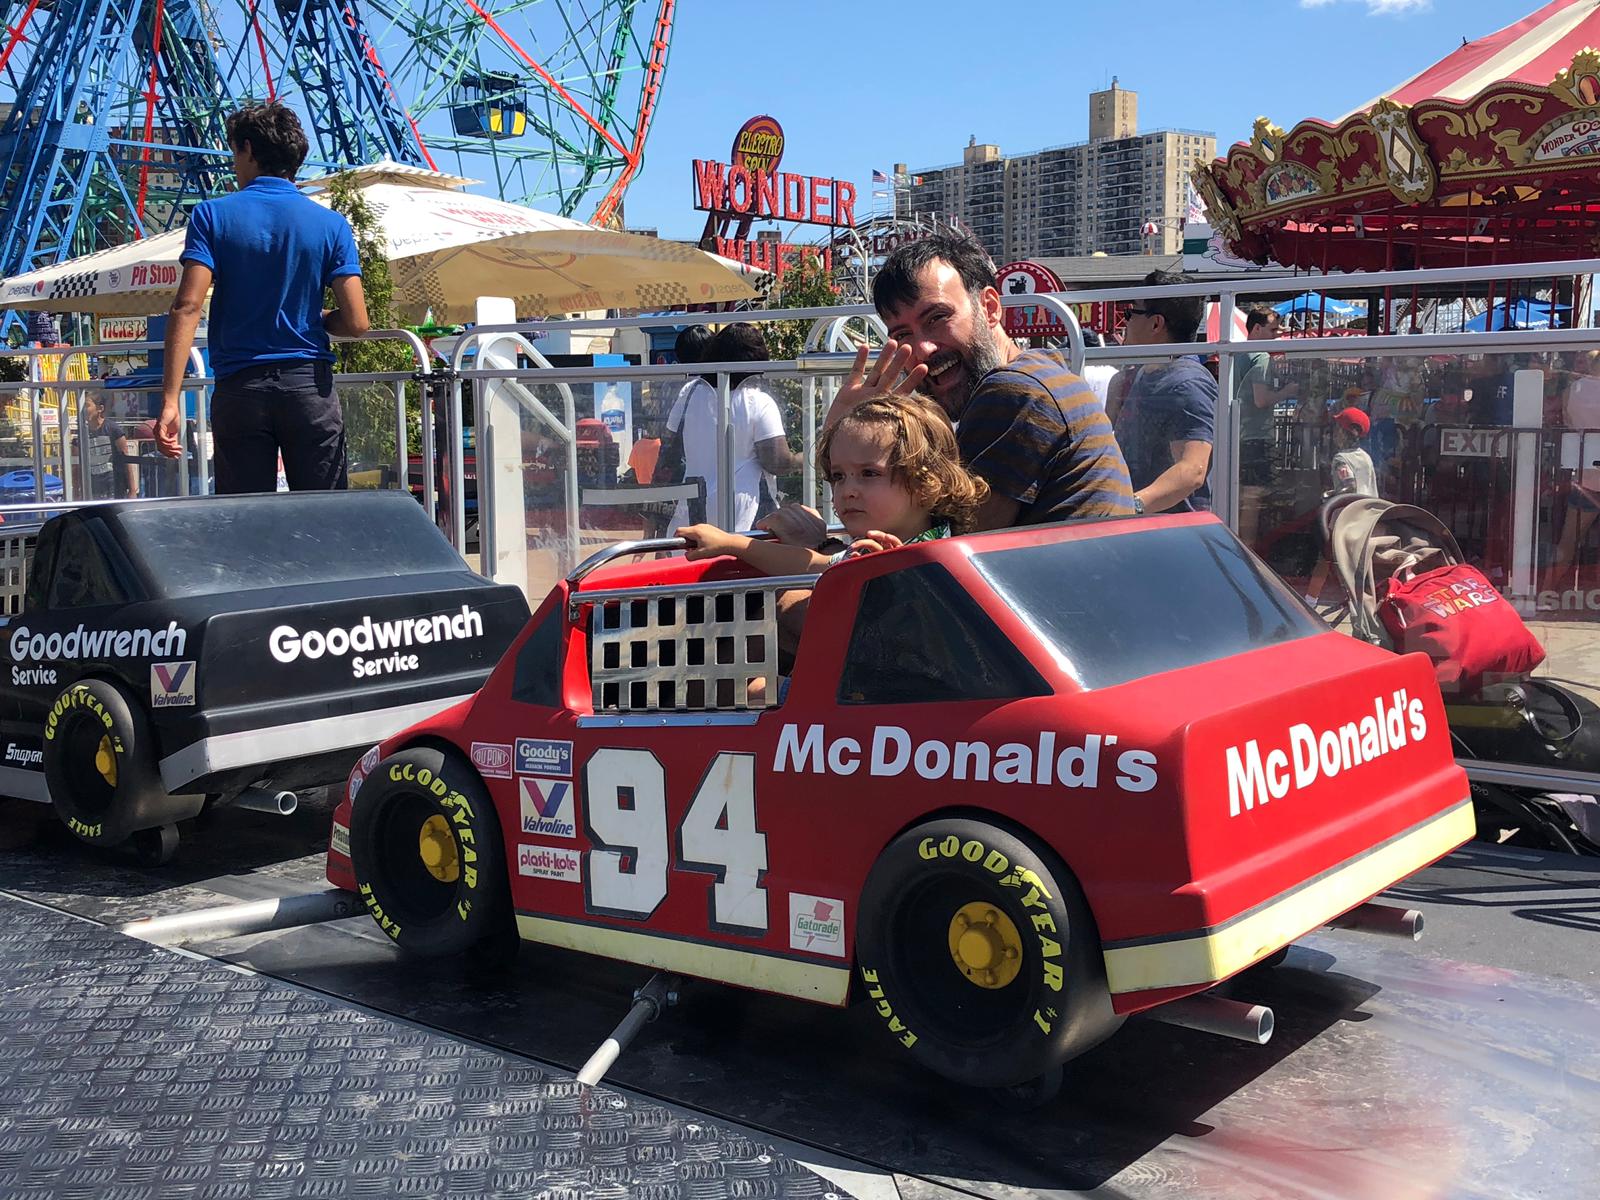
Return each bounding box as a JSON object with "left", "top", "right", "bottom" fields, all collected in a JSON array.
[
  {"left": 322, "top": 173, "right": 423, "bottom": 473},
  {"left": 760, "top": 250, "right": 841, "bottom": 362}
]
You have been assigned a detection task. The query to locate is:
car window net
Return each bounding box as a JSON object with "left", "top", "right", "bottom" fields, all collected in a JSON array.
[
  {"left": 971, "top": 524, "right": 1325, "bottom": 691},
  {"left": 49, "top": 521, "right": 127, "bottom": 609},
  {"left": 838, "top": 563, "right": 1047, "bottom": 705}
]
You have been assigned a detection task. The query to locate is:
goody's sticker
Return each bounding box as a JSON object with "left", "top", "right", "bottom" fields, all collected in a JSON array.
[{"left": 515, "top": 738, "right": 572, "bottom": 778}]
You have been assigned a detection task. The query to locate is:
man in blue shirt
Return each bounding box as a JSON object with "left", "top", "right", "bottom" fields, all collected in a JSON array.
[
  {"left": 1110, "top": 270, "right": 1217, "bottom": 514},
  {"left": 156, "top": 103, "right": 370, "bottom": 492}
]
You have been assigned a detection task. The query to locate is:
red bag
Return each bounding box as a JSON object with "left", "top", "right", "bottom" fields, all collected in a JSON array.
[{"left": 1378, "top": 563, "right": 1545, "bottom": 697}]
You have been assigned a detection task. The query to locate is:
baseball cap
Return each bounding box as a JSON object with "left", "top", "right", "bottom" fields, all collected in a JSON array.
[{"left": 1334, "top": 407, "right": 1370, "bottom": 436}]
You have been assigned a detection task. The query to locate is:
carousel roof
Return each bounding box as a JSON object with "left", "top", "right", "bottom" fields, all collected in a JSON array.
[
  {"left": 1376, "top": 0, "right": 1600, "bottom": 108},
  {"left": 1195, "top": 1, "right": 1600, "bottom": 271}
]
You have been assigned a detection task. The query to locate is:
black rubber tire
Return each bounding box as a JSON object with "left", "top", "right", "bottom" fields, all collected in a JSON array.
[
  {"left": 856, "top": 817, "right": 1115, "bottom": 1089},
  {"left": 43, "top": 677, "right": 163, "bottom": 848},
  {"left": 131, "top": 823, "right": 180, "bottom": 867},
  {"left": 348, "top": 745, "right": 510, "bottom": 958}
]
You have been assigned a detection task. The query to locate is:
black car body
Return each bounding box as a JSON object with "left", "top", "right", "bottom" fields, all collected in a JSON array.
[{"left": 0, "top": 490, "right": 529, "bottom": 856}]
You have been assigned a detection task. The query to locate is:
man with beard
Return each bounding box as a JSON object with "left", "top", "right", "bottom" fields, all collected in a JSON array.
[
  {"left": 761, "top": 235, "right": 1133, "bottom": 656},
  {"left": 764, "top": 235, "right": 1132, "bottom": 549}
]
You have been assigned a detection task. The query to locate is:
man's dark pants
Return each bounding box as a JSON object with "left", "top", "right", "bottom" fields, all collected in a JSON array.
[{"left": 211, "top": 361, "right": 347, "bottom": 494}]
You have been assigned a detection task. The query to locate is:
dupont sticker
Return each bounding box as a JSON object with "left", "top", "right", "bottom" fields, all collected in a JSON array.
[
  {"left": 150, "top": 660, "right": 196, "bottom": 708},
  {"left": 471, "top": 741, "right": 513, "bottom": 779},
  {"left": 519, "top": 777, "right": 575, "bottom": 839},
  {"left": 515, "top": 737, "right": 572, "bottom": 778},
  {"left": 330, "top": 821, "right": 351, "bottom": 859},
  {"left": 518, "top": 842, "right": 581, "bottom": 882},
  {"left": 348, "top": 744, "right": 381, "bottom": 800},
  {"left": 789, "top": 892, "right": 846, "bottom": 958}
]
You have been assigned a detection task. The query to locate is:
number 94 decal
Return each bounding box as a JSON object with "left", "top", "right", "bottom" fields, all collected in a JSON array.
[{"left": 583, "top": 748, "right": 769, "bottom": 935}]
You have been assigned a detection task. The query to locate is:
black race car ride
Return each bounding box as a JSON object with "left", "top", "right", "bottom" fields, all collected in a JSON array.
[{"left": 0, "top": 490, "right": 528, "bottom": 861}]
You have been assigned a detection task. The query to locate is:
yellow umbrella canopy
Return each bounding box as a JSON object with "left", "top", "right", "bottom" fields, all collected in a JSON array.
[{"left": 1, "top": 162, "right": 760, "bottom": 321}]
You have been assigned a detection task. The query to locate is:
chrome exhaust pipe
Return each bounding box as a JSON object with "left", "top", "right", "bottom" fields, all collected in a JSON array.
[
  {"left": 1144, "top": 993, "right": 1275, "bottom": 1045},
  {"left": 233, "top": 787, "right": 298, "bottom": 816},
  {"left": 1327, "top": 901, "right": 1424, "bottom": 940}
]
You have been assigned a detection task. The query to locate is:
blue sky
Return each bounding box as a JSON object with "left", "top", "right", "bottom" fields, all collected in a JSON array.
[{"left": 620, "top": 0, "right": 1525, "bottom": 239}]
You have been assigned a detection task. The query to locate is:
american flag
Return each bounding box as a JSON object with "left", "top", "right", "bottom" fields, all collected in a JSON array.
[{"left": 871, "top": 169, "right": 889, "bottom": 184}]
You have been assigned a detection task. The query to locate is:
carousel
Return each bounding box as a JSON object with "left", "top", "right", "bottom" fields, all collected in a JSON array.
[{"left": 1194, "top": 0, "right": 1600, "bottom": 325}]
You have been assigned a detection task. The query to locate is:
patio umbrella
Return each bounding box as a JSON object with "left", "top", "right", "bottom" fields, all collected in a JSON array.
[
  {"left": 1274, "top": 292, "right": 1366, "bottom": 320},
  {"left": 0, "top": 162, "right": 761, "bottom": 322},
  {"left": 1459, "top": 297, "right": 1570, "bottom": 332},
  {"left": 1204, "top": 301, "right": 1250, "bottom": 343}
]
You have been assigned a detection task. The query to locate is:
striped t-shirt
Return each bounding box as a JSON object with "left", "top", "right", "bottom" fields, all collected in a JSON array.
[{"left": 956, "top": 349, "right": 1135, "bottom": 523}]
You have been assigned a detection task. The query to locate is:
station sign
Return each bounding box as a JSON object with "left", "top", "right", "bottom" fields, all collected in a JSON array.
[{"left": 997, "top": 261, "right": 1069, "bottom": 338}]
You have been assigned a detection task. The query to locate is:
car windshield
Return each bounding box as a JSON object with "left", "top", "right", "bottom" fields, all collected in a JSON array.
[
  {"left": 113, "top": 494, "right": 470, "bottom": 599},
  {"left": 971, "top": 524, "right": 1326, "bottom": 690}
]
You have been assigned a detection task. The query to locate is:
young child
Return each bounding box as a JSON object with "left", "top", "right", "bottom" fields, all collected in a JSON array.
[
  {"left": 1330, "top": 406, "right": 1378, "bottom": 498},
  {"left": 677, "top": 392, "right": 988, "bottom": 574}
]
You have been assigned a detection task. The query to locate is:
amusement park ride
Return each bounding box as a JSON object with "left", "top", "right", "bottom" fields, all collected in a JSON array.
[{"left": 0, "top": 0, "right": 674, "bottom": 329}]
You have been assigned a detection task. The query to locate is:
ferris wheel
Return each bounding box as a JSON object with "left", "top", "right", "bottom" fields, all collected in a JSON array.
[{"left": 0, "top": 0, "right": 673, "bottom": 296}]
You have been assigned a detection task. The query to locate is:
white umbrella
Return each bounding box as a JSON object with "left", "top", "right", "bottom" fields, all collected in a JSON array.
[{"left": 0, "top": 161, "right": 761, "bottom": 322}]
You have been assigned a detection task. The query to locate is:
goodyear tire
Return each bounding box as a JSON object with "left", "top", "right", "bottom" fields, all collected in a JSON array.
[
  {"left": 855, "top": 818, "right": 1117, "bottom": 1089},
  {"left": 43, "top": 678, "right": 164, "bottom": 848},
  {"left": 348, "top": 745, "right": 509, "bottom": 958}
]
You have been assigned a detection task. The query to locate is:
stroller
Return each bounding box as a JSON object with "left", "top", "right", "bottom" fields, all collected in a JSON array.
[{"left": 1320, "top": 494, "right": 1600, "bottom": 856}]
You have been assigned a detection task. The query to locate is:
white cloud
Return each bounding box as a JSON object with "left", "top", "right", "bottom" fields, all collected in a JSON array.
[{"left": 1300, "top": 0, "right": 1431, "bottom": 13}]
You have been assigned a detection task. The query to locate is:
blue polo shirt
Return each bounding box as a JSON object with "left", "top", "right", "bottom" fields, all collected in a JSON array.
[{"left": 181, "top": 176, "right": 362, "bottom": 381}]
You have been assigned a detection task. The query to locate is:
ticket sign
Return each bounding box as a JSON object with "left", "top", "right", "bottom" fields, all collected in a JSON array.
[
  {"left": 998, "top": 261, "right": 1068, "bottom": 338},
  {"left": 98, "top": 317, "right": 148, "bottom": 344}
]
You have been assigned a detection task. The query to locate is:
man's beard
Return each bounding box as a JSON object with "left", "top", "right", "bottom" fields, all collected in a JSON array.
[{"left": 931, "top": 320, "right": 1005, "bottom": 421}]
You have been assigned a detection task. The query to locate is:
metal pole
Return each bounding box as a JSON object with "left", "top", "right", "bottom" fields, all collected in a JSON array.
[
  {"left": 802, "top": 375, "right": 816, "bottom": 508},
  {"left": 65, "top": 390, "right": 81, "bottom": 502},
  {"left": 420, "top": 375, "right": 437, "bottom": 525},
  {"left": 717, "top": 371, "right": 734, "bottom": 530},
  {"left": 393, "top": 379, "right": 408, "bottom": 492},
  {"left": 449, "top": 373, "right": 467, "bottom": 553},
  {"left": 575, "top": 973, "right": 680, "bottom": 1087},
  {"left": 121, "top": 889, "right": 360, "bottom": 947},
  {"left": 30, "top": 373, "right": 44, "bottom": 503},
  {"left": 475, "top": 366, "right": 494, "bottom": 576},
  {"left": 563, "top": 378, "right": 579, "bottom": 576},
  {"left": 1215, "top": 289, "right": 1239, "bottom": 532}
]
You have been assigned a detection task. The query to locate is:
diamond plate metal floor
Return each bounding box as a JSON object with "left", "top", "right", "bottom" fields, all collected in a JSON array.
[{"left": 0, "top": 891, "right": 854, "bottom": 1200}]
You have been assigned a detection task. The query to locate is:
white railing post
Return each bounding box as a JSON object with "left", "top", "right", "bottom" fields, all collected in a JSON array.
[{"left": 1215, "top": 289, "right": 1239, "bottom": 531}]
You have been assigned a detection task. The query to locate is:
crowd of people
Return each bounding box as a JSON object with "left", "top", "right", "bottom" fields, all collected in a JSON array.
[{"left": 662, "top": 234, "right": 1382, "bottom": 563}]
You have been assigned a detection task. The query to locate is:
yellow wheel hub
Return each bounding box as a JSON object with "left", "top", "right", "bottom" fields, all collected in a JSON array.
[
  {"left": 947, "top": 902, "right": 1023, "bottom": 989},
  {"left": 94, "top": 735, "right": 117, "bottom": 787},
  {"left": 417, "top": 813, "right": 460, "bottom": 884}
]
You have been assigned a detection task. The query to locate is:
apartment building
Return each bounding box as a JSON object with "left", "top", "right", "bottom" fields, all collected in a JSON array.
[{"left": 903, "top": 81, "right": 1215, "bottom": 260}]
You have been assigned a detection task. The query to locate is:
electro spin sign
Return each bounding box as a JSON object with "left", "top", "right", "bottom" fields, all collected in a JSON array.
[{"left": 694, "top": 115, "right": 857, "bottom": 278}]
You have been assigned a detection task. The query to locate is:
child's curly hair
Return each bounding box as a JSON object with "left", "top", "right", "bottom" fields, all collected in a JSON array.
[{"left": 817, "top": 392, "right": 990, "bottom": 533}]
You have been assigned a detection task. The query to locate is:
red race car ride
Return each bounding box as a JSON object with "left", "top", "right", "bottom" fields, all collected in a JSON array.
[{"left": 327, "top": 511, "right": 1473, "bottom": 1091}]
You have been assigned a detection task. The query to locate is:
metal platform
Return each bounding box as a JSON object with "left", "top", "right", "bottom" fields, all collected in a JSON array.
[
  {"left": 3, "top": 794, "right": 1598, "bottom": 1200},
  {"left": 0, "top": 890, "right": 857, "bottom": 1199}
]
